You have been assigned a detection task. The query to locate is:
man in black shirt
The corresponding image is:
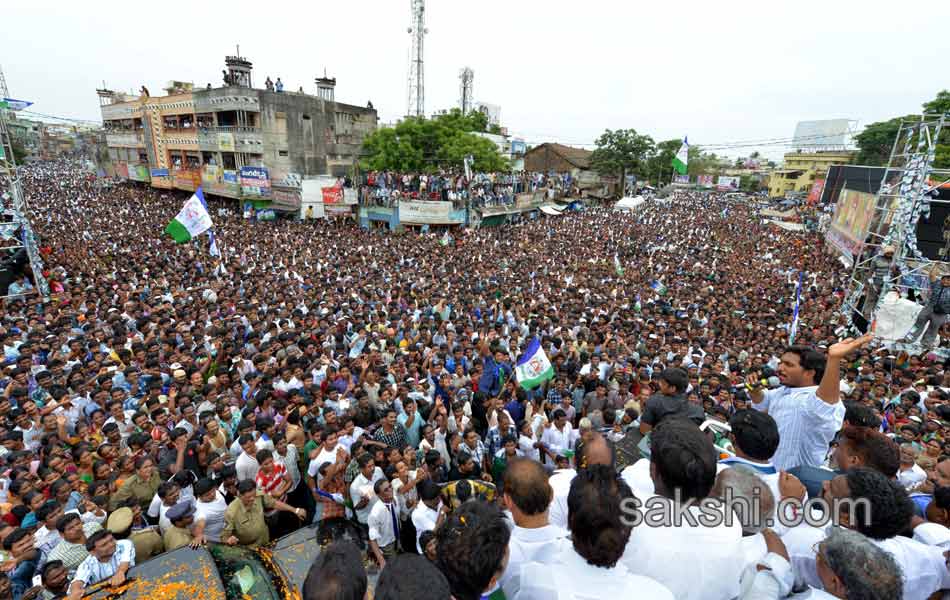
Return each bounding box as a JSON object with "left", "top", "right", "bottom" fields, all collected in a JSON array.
[{"left": 639, "top": 368, "right": 704, "bottom": 435}]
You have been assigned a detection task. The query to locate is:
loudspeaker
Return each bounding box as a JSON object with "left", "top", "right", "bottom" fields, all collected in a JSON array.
[{"left": 916, "top": 189, "right": 950, "bottom": 261}]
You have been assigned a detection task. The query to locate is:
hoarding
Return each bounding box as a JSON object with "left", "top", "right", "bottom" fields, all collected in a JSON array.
[
  {"left": 240, "top": 166, "right": 270, "bottom": 197},
  {"left": 807, "top": 179, "right": 825, "bottom": 205},
  {"left": 673, "top": 175, "right": 690, "bottom": 185},
  {"left": 399, "top": 200, "right": 455, "bottom": 224},
  {"left": 697, "top": 175, "right": 714, "bottom": 188},
  {"left": 792, "top": 119, "right": 851, "bottom": 149},
  {"left": 825, "top": 188, "right": 876, "bottom": 256},
  {"left": 716, "top": 176, "right": 740, "bottom": 191},
  {"left": 217, "top": 133, "right": 235, "bottom": 152}
]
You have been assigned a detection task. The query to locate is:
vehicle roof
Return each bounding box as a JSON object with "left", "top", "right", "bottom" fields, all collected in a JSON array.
[
  {"left": 267, "top": 524, "right": 321, "bottom": 594},
  {"left": 83, "top": 547, "right": 228, "bottom": 600}
]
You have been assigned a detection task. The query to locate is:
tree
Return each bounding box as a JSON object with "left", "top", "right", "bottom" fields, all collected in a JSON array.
[
  {"left": 11, "top": 140, "right": 28, "bottom": 164},
  {"left": 854, "top": 89, "right": 950, "bottom": 169},
  {"left": 853, "top": 116, "right": 908, "bottom": 166},
  {"left": 645, "top": 139, "right": 681, "bottom": 186},
  {"left": 686, "top": 147, "right": 720, "bottom": 176},
  {"left": 590, "top": 128, "right": 655, "bottom": 195},
  {"left": 360, "top": 109, "right": 508, "bottom": 173}
]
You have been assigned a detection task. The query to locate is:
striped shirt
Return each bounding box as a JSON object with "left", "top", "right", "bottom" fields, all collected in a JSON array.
[
  {"left": 71, "top": 539, "right": 135, "bottom": 589},
  {"left": 255, "top": 464, "right": 288, "bottom": 498}
]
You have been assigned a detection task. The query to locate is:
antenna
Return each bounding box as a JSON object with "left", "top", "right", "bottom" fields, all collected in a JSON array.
[
  {"left": 406, "top": 0, "right": 427, "bottom": 117},
  {"left": 0, "top": 64, "right": 9, "bottom": 99},
  {"left": 459, "top": 67, "right": 474, "bottom": 115}
]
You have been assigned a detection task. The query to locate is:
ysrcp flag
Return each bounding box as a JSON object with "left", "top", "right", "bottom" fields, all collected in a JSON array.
[
  {"left": 515, "top": 338, "right": 555, "bottom": 390},
  {"left": 165, "top": 188, "right": 213, "bottom": 243},
  {"left": 672, "top": 136, "right": 688, "bottom": 175}
]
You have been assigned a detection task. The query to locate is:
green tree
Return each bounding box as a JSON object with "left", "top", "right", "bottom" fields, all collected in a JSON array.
[
  {"left": 686, "top": 147, "right": 720, "bottom": 176},
  {"left": 360, "top": 109, "right": 507, "bottom": 173},
  {"left": 853, "top": 116, "right": 908, "bottom": 166},
  {"left": 590, "top": 128, "right": 655, "bottom": 195},
  {"left": 11, "top": 140, "right": 28, "bottom": 164},
  {"left": 645, "top": 139, "right": 681, "bottom": 186}
]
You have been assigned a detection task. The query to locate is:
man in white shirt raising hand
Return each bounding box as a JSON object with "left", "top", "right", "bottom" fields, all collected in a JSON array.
[{"left": 747, "top": 335, "right": 873, "bottom": 472}]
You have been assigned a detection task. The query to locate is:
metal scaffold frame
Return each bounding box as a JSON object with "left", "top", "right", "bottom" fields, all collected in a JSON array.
[
  {"left": 0, "top": 99, "right": 50, "bottom": 301},
  {"left": 841, "top": 112, "right": 950, "bottom": 352}
]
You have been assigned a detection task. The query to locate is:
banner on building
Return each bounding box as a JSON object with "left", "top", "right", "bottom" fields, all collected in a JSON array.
[
  {"left": 399, "top": 200, "right": 455, "bottom": 224},
  {"left": 674, "top": 175, "right": 690, "bottom": 185},
  {"left": 271, "top": 188, "right": 302, "bottom": 211},
  {"left": 150, "top": 168, "right": 170, "bottom": 178},
  {"left": 173, "top": 170, "right": 200, "bottom": 190},
  {"left": 697, "top": 175, "right": 714, "bottom": 188},
  {"left": 807, "top": 178, "right": 825, "bottom": 205},
  {"left": 240, "top": 166, "right": 270, "bottom": 197},
  {"left": 128, "top": 165, "right": 150, "bottom": 182},
  {"left": 825, "top": 188, "right": 876, "bottom": 257},
  {"left": 322, "top": 186, "right": 344, "bottom": 204},
  {"left": 116, "top": 162, "right": 129, "bottom": 179},
  {"left": 716, "top": 176, "right": 740, "bottom": 191},
  {"left": 344, "top": 188, "right": 358, "bottom": 205},
  {"left": 217, "top": 133, "right": 235, "bottom": 152},
  {"left": 510, "top": 140, "right": 527, "bottom": 155},
  {"left": 223, "top": 170, "right": 239, "bottom": 184}
]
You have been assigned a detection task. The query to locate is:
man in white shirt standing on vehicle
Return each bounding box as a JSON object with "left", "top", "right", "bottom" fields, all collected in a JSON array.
[
  {"left": 746, "top": 336, "right": 872, "bottom": 472},
  {"left": 367, "top": 479, "right": 399, "bottom": 569}
]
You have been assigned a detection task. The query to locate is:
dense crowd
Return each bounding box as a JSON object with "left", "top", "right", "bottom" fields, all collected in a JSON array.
[
  {"left": 358, "top": 171, "right": 576, "bottom": 209},
  {"left": 0, "top": 160, "right": 948, "bottom": 600}
]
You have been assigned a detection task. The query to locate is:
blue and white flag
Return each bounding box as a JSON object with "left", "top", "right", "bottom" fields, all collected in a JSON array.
[
  {"left": 514, "top": 338, "right": 555, "bottom": 390},
  {"left": 788, "top": 271, "right": 804, "bottom": 345},
  {"left": 209, "top": 230, "right": 221, "bottom": 257}
]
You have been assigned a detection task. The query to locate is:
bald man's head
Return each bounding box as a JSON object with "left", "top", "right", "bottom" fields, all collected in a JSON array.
[
  {"left": 576, "top": 432, "right": 613, "bottom": 470},
  {"left": 503, "top": 458, "right": 552, "bottom": 516}
]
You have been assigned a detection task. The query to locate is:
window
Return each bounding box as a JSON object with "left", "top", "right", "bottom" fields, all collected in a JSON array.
[
  {"left": 222, "top": 152, "right": 236, "bottom": 170},
  {"left": 302, "top": 114, "right": 311, "bottom": 121},
  {"left": 163, "top": 116, "right": 178, "bottom": 130},
  {"left": 278, "top": 150, "right": 289, "bottom": 157}
]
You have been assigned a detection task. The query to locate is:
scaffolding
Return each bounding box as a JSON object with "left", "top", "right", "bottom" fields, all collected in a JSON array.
[
  {"left": 841, "top": 112, "right": 950, "bottom": 352},
  {"left": 0, "top": 71, "right": 50, "bottom": 301}
]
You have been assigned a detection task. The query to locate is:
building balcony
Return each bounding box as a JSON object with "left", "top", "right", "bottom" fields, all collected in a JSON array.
[
  {"left": 197, "top": 126, "right": 263, "bottom": 153},
  {"left": 105, "top": 131, "right": 145, "bottom": 147}
]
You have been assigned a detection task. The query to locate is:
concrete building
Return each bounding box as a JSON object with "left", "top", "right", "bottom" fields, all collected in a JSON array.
[
  {"left": 98, "top": 54, "right": 377, "bottom": 210},
  {"left": 473, "top": 132, "right": 526, "bottom": 171},
  {"left": 769, "top": 150, "right": 854, "bottom": 198}
]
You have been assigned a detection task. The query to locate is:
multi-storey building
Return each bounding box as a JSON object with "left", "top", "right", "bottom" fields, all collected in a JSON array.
[{"left": 98, "top": 54, "right": 377, "bottom": 209}]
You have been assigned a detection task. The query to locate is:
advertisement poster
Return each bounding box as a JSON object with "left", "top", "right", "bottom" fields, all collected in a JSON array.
[
  {"left": 399, "top": 200, "right": 454, "bottom": 224},
  {"left": 240, "top": 166, "right": 270, "bottom": 197},
  {"left": 716, "top": 176, "right": 740, "bottom": 191},
  {"left": 674, "top": 175, "right": 690, "bottom": 185},
  {"left": 807, "top": 179, "right": 825, "bottom": 205},
  {"left": 825, "top": 188, "right": 876, "bottom": 256},
  {"left": 217, "top": 133, "right": 235, "bottom": 152},
  {"left": 697, "top": 175, "right": 714, "bottom": 188}
]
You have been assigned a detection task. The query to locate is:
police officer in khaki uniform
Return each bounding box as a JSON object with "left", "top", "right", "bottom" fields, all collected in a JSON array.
[
  {"left": 106, "top": 507, "right": 164, "bottom": 561},
  {"left": 222, "top": 480, "right": 306, "bottom": 548},
  {"left": 109, "top": 457, "right": 162, "bottom": 512},
  {"left": 163, "top": 501, "right": 197, "bottom": 551}
]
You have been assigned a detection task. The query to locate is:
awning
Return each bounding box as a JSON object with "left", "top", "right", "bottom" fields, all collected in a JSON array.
[
  {"left": 540, "top": 205, "right": 564, "bottom": 215},
  {"left": 480, "top": 214, "right": 507, "bottom": 227}
]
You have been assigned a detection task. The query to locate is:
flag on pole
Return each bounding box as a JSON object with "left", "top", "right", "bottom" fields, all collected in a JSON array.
[
  {"left": 165, "top": 188, "right": 213, "bottom": 243},
  {"left": 788, "top": 271, "right": 804, "bottom": 345},
  {"left": 209, "top": 230, "right": 221, "bottom": 257},
  {"left": 613, "top": 254, "right": 624, "bottom": 276},
  {"left": 672, "top": 136, "right": 688, "bottom": 175},
  {"left": 0, "top": 98, "right": 33, "bottom": 112},
  {"left": 514, "top": 338, "right": 555, "bottom": 390}
]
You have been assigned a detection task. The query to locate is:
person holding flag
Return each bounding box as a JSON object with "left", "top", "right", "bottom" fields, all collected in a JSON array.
[
  {"left": 672, "top": 136, "right": 688, "bottom": 177},
  {"left": 514, "top": 337, "right": 555, "bottom": 392},
  {"left": 164, "top": 187, "right": 220, "bottom": 257}
]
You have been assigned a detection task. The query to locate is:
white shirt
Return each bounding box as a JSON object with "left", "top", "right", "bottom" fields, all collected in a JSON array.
[
  {"left": 518, "top": 433, "right": 540, "bottom": 462},
  {"left": 275, "top": 445, "right": 300, "bottom": 489},
  {"left": 349, "top": 467, "right": 384, "bottom": 524},
  {"left": 753, "top": 385, "right": 844, "bottom": 471},
  {"left": 71, "top": 539, "right": 136, "bottom": 589},
  {"left": 367, "top": 500, "right": 400, "bottom": 548},
  {"left": 621, "top": 495, "right": 744, "bottom": 600},
  {"left": 547, "top": 468, "right": 576, "bottom": 530},
  {"left": 622, "top": 458, "right": 729, "bottom": 501},
  {"left": 391, "top": 473, "right": 418, "bottom": 520},
  {"left": 899, "top": 463, "right": 929, "bottom": 491},
  {"left": 541, "top": 423, "right": 574, "bottom": 457},
  {"left": 194, "top": 491, "right": 228, "bottom": 543},
  {"left": 875, "top": 534, "right": 950, "bottom": 600},
  {"left": 517, "top": 543, "right": 674, "bottom": 600},
  {"left": 309, "top": 445, "right": 340, "bottom": 482},
  {"left": 235, "top": 452, "right": 260, "bottom": 483},
  {"left": 913, "top": 522, "right": 950, "bottom": 549},
  {"left": 500, "top": 523, "right": 566, "bottom": 600},
  {"left": 411, "top": 501, "right": 441, "bottom": 553},
  {"left": 720, "top": 456, "right": 801, "bottom": 536}
]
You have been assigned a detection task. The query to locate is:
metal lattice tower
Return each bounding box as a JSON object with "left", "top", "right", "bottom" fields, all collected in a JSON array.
[
  {"left": 459, "top": 67, "right": 474, "bottom": 115},
  {"left": 0, "top": 73, "right": 50, "bottom": 301},
  {"left": 406, "top": 0, "right": 427, "bottom": 117},
  {"left": 0, "top": 65, "right": 9, "bottom": 99},
  {"left": 841, "top": 112, "right": 950, "bottom": 352}
]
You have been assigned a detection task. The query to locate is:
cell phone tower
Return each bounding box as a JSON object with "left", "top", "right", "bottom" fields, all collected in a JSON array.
[
  {"left": 406, "top": 0, "right": 427, "bottom": 118},
  {"left": 459, "top": 67, "right": 474, "bottom": 115}
]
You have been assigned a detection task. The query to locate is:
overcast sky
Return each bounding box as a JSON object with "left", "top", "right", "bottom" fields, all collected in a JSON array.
[{"left": 4, "top": 0, "right": 948, "bottom": 160}]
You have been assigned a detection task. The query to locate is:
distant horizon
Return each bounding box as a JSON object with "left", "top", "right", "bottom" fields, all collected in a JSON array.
[{"left": 4, "top": 0, "right": 948, "bottom": 160}]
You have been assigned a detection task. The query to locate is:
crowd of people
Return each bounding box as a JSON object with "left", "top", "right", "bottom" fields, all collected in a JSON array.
[
  {"left": 358, "top": 170, "right": 577, "bottom": 209},
  {"left": 0, "top": 160, "right": 948, "bottom": 599}
]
